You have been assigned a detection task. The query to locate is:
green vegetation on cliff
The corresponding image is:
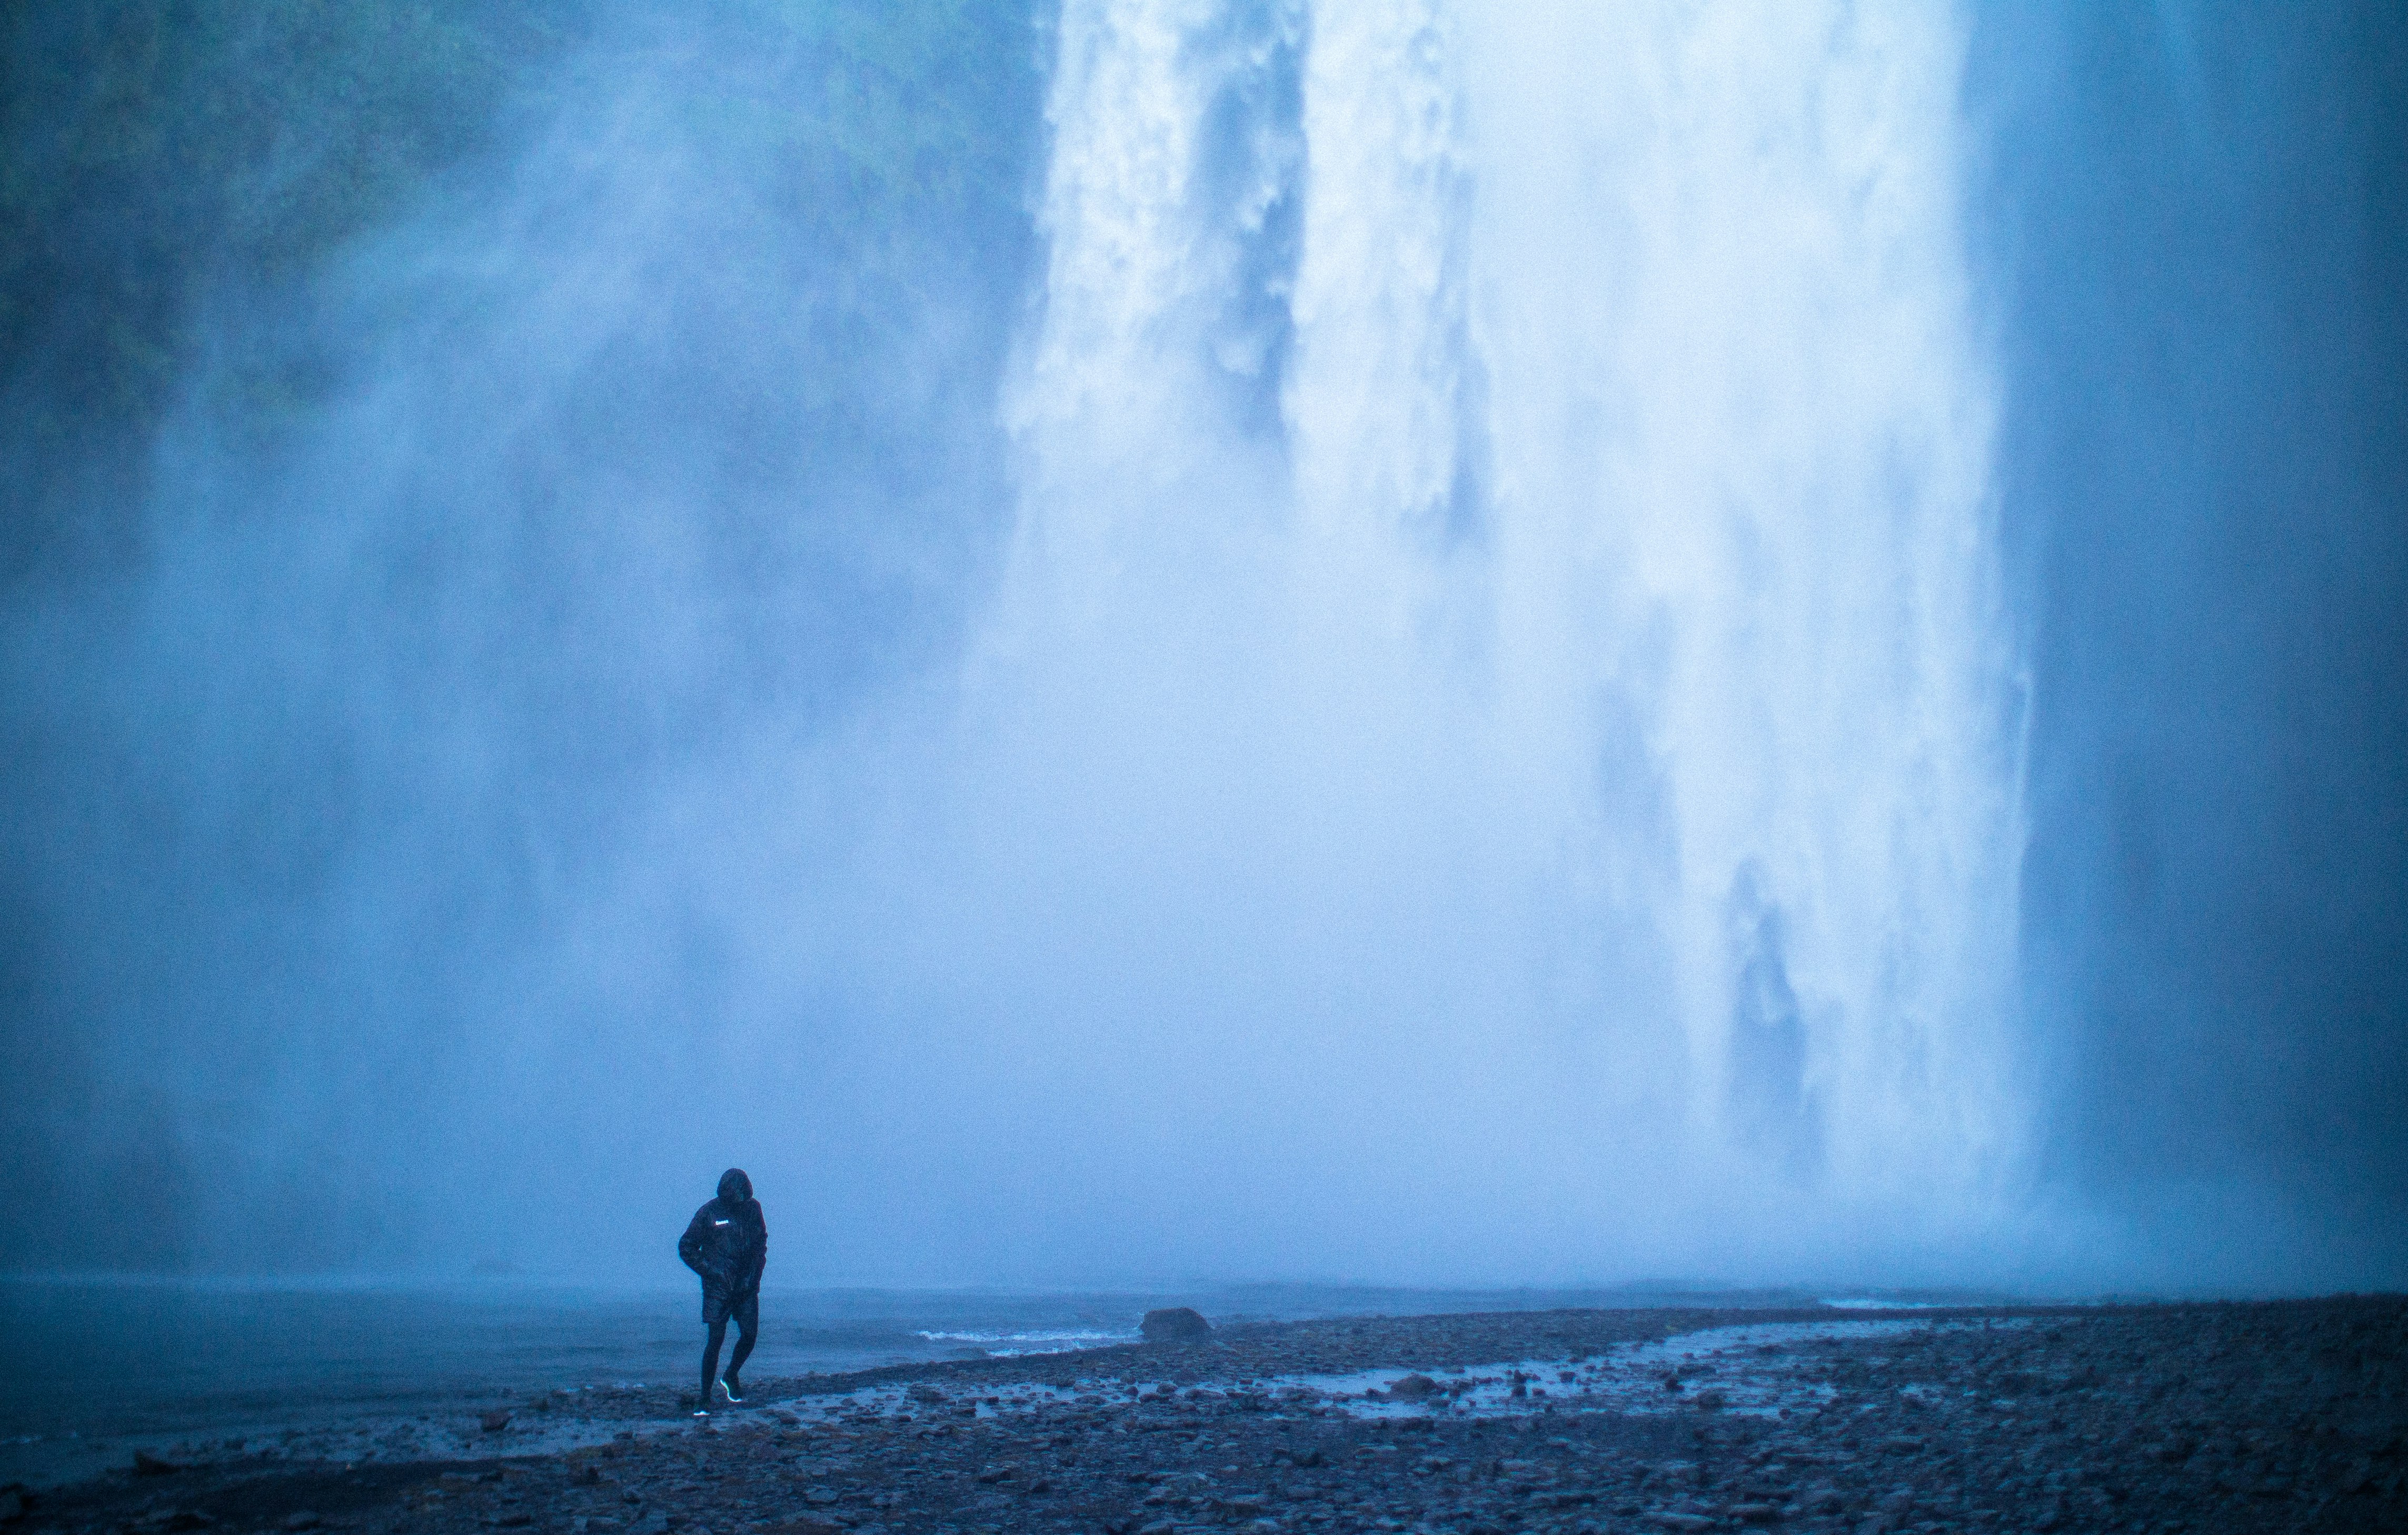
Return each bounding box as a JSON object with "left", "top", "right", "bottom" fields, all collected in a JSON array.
[{"left": 0, "top": 0, "right": 1043, "bottom": 579}]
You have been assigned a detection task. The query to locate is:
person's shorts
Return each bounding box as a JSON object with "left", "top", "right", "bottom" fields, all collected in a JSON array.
[{"left": 702, "top": 1286, "right": 758, "bottom": 1329}]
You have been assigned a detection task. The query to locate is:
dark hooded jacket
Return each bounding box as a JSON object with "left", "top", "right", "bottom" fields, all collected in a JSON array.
[{"left": 679, "top": 1168, "right": 767, "bottom": 1298}]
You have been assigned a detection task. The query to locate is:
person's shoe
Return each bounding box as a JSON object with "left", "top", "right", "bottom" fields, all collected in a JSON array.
[{"left": 719, "top": 1376, "right": 745, "bottom": 1405}]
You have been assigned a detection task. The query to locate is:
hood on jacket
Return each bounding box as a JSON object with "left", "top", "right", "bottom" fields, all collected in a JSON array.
[{"left": 718, "top": 1168, "right": 753, "bottom": 1204}]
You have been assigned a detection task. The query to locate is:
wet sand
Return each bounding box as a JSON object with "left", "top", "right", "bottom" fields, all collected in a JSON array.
[{"left": 6, "top": 1299, "right": 2402, "bottom": 1535}]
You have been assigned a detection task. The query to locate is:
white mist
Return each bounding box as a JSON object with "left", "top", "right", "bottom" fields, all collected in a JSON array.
[{"left": 864, "top": 0, "right": 2031, "bottom": 1280}]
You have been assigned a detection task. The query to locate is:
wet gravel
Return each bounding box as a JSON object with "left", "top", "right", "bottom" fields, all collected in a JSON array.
[{"left": 7, "top": 1298, "right": 2401, "bottom": 1535}]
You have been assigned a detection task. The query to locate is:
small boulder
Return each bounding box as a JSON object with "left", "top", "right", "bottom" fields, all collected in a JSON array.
[
  {"left": 132, "top": 1451, "right": 183, "bottom": 1477},
  {"left": 480, "top": 1410, "right": 512, "bottom": 1433},
  {"left": 1141, "top": 1307, "right": 1211, "bottom": 1342},
  {"left": 1387, "top": 1374, "right": 1440, "bottom": 1400}
]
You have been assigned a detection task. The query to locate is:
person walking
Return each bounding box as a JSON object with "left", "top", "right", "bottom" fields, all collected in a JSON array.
[{"left": 678, "top": 1167, "right": 767, "bottom": 1414}]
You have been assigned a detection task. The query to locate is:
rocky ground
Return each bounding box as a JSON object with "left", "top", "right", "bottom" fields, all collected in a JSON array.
[{"left": 5, "top": 1299, "right": 2401, "bottom": 1535}]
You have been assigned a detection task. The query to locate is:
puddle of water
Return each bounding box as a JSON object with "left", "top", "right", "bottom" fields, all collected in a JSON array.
[
  {"left": 913, "top": 1329, "right": 1136, "bottom": 1356},
  {"left": 24, "top": 1316, "right": 2033, "bottom": 1487},
  {"left": 1258, "top": 1317, "right": 2035, "bottom": 1422},
  {"left": 751, "top": 1316, "right": 2028, "bottom": 1430}
]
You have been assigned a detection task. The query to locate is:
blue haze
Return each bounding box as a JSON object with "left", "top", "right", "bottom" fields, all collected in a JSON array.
[{"left": 0, "top": 3, "right": 2401, "bottom": 1289}]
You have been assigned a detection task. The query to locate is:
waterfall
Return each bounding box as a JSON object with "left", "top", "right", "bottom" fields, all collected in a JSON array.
[{"left": 978, "top": 0, "right": 2027, "bottom": 1271}]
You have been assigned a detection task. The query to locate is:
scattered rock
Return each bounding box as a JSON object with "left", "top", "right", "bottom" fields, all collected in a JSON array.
[
  {"left": 15, "top": 1298, "right": 2407, "bottom": 1535},
  {"left": 1142, "top": 1307, "right": 1212, "bottom": 1342}
]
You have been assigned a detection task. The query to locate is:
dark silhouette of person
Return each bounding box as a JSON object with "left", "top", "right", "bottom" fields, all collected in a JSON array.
[{"left": 678, "top": 1167, "right": 767, "bottom": 1413}]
